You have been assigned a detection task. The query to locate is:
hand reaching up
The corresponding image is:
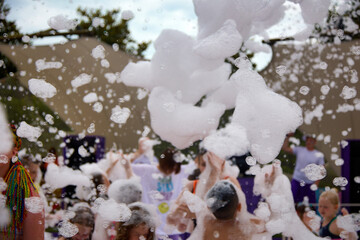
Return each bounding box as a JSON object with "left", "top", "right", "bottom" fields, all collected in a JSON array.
[{"left": 206, "top": 152, "right": 225, "bottom": 173}]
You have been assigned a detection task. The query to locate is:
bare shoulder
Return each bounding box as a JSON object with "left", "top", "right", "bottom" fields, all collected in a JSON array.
[{"left": 329, "top": 218, "right": 342, "bottom": 236}]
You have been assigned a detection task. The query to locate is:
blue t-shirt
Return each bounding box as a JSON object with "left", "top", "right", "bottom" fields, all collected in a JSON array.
[{"left": 292, "top": 146, "right": 325, "bottom": 184}]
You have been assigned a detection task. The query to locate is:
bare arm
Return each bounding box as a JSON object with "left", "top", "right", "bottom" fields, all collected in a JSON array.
[
  {"left": 126, "top": 137, "right": 148, "bottom": 163},
  {"left": 23, "top": 211, "right": 45, "bottom": 240},
  {"left": 105, "top": 151, "right": 121, "bottom": 176},
  {"left": 195, "top": 152, "right": 224, "bottom": 199},
  {"left": 167, "top": 190, "right": 196, "bottom": 232},
  {"left": 282, "top": 134, "right": 294, "bottom": 154},
  {"left": 336, "top": 208, "right": 359, "bottom": 240},
  {"left": 23, "top": 190, "right": 45, "bottom": 240},
  {"left": 122, "top": 156, "right": 134, "bottom": 179}
]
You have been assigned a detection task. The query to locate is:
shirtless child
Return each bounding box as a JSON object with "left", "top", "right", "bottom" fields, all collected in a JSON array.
[{"left": 167, "top": 152, "right": 268, "bottom": 239}]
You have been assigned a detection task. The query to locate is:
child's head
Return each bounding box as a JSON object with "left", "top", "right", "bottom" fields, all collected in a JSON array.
[
  {"left": 295, "top": 202, "right": 317, "bottom": 231},
  {"left": 108, "top": 179, "right": 143, "bottom": 204},
  {"left": 158, "top": 148, "right": 181, "bottom": 175},
  {"left": 318, "top": 189, "right": 339, "bottom": 218},
  {"left": 21, "top": 154, "right": 40, "bottom": 183},
  {"left": 116, "top": 203, "right": 156, "bottom": 240},
  {"left": 206, "top": 180, "right": 240, "bottom": 220},
  {"left": 70, "top": 206, "right": 95, "bottom": 240}
]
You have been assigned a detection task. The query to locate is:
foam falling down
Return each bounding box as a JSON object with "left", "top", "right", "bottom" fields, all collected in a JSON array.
[
  {"left": 35, "top": 59, "right": 62, "bottom": 72},
  {"left": 332, "top": 176, "right": 348, "bottom": 187},
  {"left": 302, "top": 163, "right": 327, "bottom": 181},
  {"left": 16, "top": 121, "right": 43, "bottom": 142},
  {"left": 97, "top": 199, "right": 132, "bottom": 222},
  {"left": 47, "top": 14, "right": 78, "bottom": 31},
  {"left": 118, "top": 0, "right": 329, "bottom": 154},
  {"left": 58, "top": 221, "right": 79, "bottom": 238},
  {"left": 110, "top": 106, "right": 131, "bottom": 124},
  {"left": 25, "top": 197, "right": 44, "bottom": 214},
  {"left": 44, "top": 163, "right": 91, "bottom": 190},
  {"left": 71, "top": 73, "right": 93, "bottom": 89},
  {"left": 28, "top": 78, "right": 57, "bottom": 99},
  {"left": 203, "top": 123, "right": 249, "bottom": 159}
]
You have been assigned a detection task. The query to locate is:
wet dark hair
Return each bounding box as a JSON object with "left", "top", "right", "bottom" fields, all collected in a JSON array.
[
  {"left": 70, "top": 207, "right": 95, "bottom": 229},
  {"left": 21, "top": 154, "right": 38, "bottom": 168},
  {"left": 295, "top": 202, "right": 315, "bottom": 220},
  {"left": 206, "top": 181, "right": 239, "bottom": 220},
  {"left": 188, "top": 150, "right": 207, "bottom": 180},
  {"left": 158, "top": 148, "right": 181, "bottom": 175},
  {"left": 116, "top": 205, "right": 155, "bottom": 240},
  {"left": 91, "top": 172, "right": 104, "bottom": 187},
  {"left": 91, "top": 172, "right": 105, "bottom": 198}
]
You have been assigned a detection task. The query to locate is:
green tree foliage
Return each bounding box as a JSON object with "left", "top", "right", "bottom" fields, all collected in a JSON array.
[
  {"left": 0, "top": 0, "right": 22, "bottom": 44},
  {"left": 75, "top": 7, "right": 150, "bottom": 58},
  {"left": 0, "top": 77, "right": 72, "bottom": 154},
  {"left": 314, "top": 0, "right": 360, "bottom": 42},
  {"left": 0, "top": 2, "right": 71, "bottom": 154},
  {"left": 0, "top": 1, "right": 22, "bottom": 78}
]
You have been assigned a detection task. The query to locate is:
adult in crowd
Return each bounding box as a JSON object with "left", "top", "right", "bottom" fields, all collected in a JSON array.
[{"left": 282, "top": 133, "right": 325, "bottom": 203}]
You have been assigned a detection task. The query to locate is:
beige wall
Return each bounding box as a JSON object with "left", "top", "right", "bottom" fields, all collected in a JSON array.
[
  {"left": 261, "top": 39, "right": 360, "bottom": 177},
  {"left": 0, "top": 37, "right": 151, "bottom": 152}
]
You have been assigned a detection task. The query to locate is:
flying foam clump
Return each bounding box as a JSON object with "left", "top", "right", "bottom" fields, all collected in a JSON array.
[{"left": 120, "top": 0, "right": 330, "bottom": 162}]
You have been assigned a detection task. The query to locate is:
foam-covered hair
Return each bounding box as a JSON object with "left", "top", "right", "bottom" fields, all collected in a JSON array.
[
  {"left": 108, "top": 178, "right": 142, "bottom": 204},
  {"left": 206, "top": 180, "right": 239, "bottom": 220}
]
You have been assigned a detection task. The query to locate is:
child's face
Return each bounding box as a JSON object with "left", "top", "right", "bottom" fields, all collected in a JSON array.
[
  {"left": 25, "top": 163, "right": 39, "bottom": 182},
  {"left": 72, "top": 224, "right": 92, "bottom": 240},
  {"left": 196, "top": 156, "right": 206, "bottom": 173},
  {"left": 129, "top": 223, "right": 150, "bottom": 240},
  {"left": 318, "top": 197, "right": 338, "bottom": 219}
]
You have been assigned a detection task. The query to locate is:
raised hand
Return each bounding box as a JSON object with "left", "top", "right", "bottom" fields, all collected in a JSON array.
[{"left": 206, "top": 152, "right": 225, "bottom": 172}]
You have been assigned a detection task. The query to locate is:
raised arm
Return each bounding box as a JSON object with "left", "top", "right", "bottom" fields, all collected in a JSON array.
[
  {"left": 105, "top": 151, "right": 134, "bottom": 179},
  {"left": 282, "top": 133, "right": 294, "bottom": 154},
  {"left": 126, "top": 137, "right": 149, "bottom": 163},
  {"left": 23, "top": 190, "right": 45, "bottom": 240},
  {"left": 336, "top": 208, "right": 359, "bottom": 240},
  {"left": 105, "top": 151, "right": 122, "bottom": 176},
  {"left": 195, "top": 152, "right": 225, "bottom": 199}
]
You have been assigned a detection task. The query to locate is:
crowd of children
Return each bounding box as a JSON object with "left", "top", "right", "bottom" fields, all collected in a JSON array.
[{"left": 0, "top": 125, "right": 359, "bottom": 240}]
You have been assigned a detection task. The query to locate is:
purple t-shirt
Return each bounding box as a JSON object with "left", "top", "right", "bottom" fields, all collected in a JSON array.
[{"left": 292, "top": 146, "right": 325, "bottom": 184}]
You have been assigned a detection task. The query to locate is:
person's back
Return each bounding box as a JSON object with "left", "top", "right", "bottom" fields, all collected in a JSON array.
[
  {"left": 202, "top": 216, "right": 252, "bottom": 240},
  {"left": 193, "top": 180, "right": 264, "bottom": 240}
]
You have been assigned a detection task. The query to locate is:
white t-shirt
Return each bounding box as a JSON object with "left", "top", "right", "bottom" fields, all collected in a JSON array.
[
  {"left": 292, "top": 146, "right": 325, "bottom": 184},
  {"left": 131, "top": 164, "right": 189, "bottom": 236},
  {"left": 133, "top": 154, "right": 159, "bottom": 164}
]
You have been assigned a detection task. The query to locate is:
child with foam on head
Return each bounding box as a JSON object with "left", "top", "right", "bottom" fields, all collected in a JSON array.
[
  {"left": 295, "top": 201, "right": 321, "bottom": 234},
  {"left": 318, "top": 189, "right": 358, "bottom": 240},
  {"left": 167, "top": 151, "right": 268, "bottom": 239},
  {"left": 92, "top": 178, "right": 143, "bottom": 240},
  {"left": 166, "top": 151, "right": 240, "bottom": 234},
  {"left": 116, "top": 202, "right": 159, "bottom": 240},
  {"left": 58, "top": 205, "right": 95, "bottom": 240},
  {"left": 174, "top": 179, "right": 268, "bottom": 240}
]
